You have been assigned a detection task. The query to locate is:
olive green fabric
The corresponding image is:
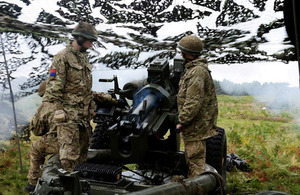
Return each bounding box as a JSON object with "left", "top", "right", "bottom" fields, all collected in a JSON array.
[{"left": 177, "top": 58, "right": 218, "bottom": 141}]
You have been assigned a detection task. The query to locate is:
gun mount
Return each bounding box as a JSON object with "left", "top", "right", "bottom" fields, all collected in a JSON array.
[{"left": 31, "top": 56, "right": 227, "bottom": 195}]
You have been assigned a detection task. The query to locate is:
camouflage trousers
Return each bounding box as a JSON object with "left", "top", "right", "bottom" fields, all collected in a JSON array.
[
  {"left": 27, "top": 133, "right": 59, "bottom": 186},
  {"left": 27, "top": 123, "right": 91, "bottom": 185},
  {"left": 57, "top": 123, "right": 91, "bottom": 172},
  {"left": 184, "top": 140, "right": 206, "bottom": 178}
]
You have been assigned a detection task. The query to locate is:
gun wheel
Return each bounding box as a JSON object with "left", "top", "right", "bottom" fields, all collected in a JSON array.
[
  {"left": 90, "top": 123, "right": 110, "bottom": 149},
  {"left": 206, "top": 127, "right": 227, "bottom": 183}
]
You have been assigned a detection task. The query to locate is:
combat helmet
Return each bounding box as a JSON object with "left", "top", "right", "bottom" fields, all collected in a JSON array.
[
  {"left": 72, "top": 22, "right": 98, "bottom": 41},
  {"left": 178, "top": 35, "right": 203, "bottom": 55}
]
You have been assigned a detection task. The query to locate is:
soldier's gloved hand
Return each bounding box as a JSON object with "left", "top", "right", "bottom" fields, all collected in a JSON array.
[
  {"left": 117, "top": 99, "right": 127, "bottom": 108},
  {"left": 93, "top": 92, "right": 112, "bottom": 103},
  {"left": 54, "top": 110, "right": 67, "bottom": 122}
]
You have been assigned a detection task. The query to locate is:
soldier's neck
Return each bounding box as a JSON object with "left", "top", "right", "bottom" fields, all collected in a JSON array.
[{"left": 72, "top": 40, "right": 81, "bottom": 52}]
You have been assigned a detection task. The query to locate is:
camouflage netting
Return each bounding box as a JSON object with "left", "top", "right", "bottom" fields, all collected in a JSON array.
[
  {"left": 0, "top": 0, "right": 292, "bottom": 96},
  {"left": 216, "top": 0, "right": 259, "bottom": 26},
  {"left": 0, "top": 0, "right": 294, "bottom": 138},
  {"left": 0, "top": 2, "right": 22, "bottom": 18}
]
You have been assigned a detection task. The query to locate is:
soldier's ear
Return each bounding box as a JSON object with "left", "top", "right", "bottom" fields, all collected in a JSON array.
[{"left": 75, "top": 36, "right": 86, "bottom": 46}]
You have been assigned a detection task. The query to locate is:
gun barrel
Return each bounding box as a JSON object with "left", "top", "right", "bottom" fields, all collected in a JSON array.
[
  {"left": 129, "top": 173, "right": 218, "bottom": 195},
  {"left": 99, "top": 78, "right": 114, "bottom": 82},
  {"left": 130, "top": 93, "right": 159, "bottom": 122}
]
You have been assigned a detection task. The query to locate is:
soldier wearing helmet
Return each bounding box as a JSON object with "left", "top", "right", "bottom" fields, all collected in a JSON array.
[
  {"left": 71, "top": 22, "right": 98, "bottom": 52},
  {"left": 24, "top": 22, "right": 118, "bottom": 192},
  {"left": 176, "top": 35, "right": 219, "bottom": 178}
]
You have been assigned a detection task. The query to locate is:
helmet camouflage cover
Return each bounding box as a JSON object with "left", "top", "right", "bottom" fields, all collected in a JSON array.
[
  {"left": 72, "top": 22, "right": 98, "bottom": 41},
  {"left": 178, "top": 35, "right": 203, "bottom": 55}
]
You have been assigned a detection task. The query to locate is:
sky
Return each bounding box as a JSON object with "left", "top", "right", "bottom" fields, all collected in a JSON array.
[{"left": 210, "top": 61, "right": 299, "bottom": 88}]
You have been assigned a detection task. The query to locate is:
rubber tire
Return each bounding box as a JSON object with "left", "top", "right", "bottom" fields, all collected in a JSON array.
[
  {"left": 90, "top": 123, "right": 110, "bottom": 149},
  {"left": 206, "top": 127, "right": 227, "bottom": 183}
]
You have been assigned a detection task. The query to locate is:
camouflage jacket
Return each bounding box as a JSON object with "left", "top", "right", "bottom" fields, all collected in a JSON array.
[
  {"left": 177, "top": 58, "right": 218, "bottom": 141},
  {"left": 42, "top": 43, "right": 95, "bottom": 128}
]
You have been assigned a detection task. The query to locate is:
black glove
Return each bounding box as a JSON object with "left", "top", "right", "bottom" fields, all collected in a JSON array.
[{"left": 117, "top": 99, "right": 127, "bottom": 108}]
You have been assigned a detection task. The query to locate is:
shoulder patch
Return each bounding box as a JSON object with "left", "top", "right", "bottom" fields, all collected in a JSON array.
[{"left": 50, "top": 69, "right": 56, "bottom": 77}]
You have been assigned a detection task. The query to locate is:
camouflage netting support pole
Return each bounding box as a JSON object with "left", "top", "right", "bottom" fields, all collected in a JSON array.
[
  {"left": 292, "top": 0, "right": 300, "bottom": 89},
  {"left": 0, "top": 33, "right": 23, "bottom": 173}
]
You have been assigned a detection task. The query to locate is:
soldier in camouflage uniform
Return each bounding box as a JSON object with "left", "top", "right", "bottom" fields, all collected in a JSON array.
[
  {"left": 24, "top": 22, "right": 119, "bottom": 192},
  {"left": 176, "top": 35, "right": 219, "bottom": 178}
]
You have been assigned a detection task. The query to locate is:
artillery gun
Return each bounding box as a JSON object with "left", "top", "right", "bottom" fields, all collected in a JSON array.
[{"left": 31, "top": 57, "right": 227, "bottom": 195}]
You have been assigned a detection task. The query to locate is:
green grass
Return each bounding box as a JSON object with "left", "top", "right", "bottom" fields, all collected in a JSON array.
[
  {"left": 0, "top": 95, "right": 299, "bottom": 194},
  {"left": 0, "top": 139, "right": 31, "bottom": 195},
  {"left": 218, "top": 95, "right": 300, "bottom": 194}
]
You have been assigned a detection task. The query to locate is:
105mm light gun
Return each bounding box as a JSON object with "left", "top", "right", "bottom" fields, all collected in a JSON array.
[{"left": 31, "top": 57, "right": 227, "bottom": 195}]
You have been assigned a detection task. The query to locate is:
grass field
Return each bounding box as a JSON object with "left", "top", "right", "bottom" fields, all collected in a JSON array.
[
  {"left": 0, "top": 95, "right": 299, "bottom": 194},
  {"left": 219, "top": 95, "right": 300, "bottom": 194}
]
